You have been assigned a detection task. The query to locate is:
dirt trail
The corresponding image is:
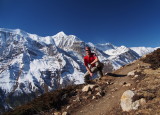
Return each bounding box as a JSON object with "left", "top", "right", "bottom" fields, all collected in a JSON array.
[{"left": 72, "top": 60, "right": 144, "bottom": 115}]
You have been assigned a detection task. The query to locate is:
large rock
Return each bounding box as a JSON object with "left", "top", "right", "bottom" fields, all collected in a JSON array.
[
  {"left": 120, "top": 90, "right": 146, "bottom": 112},
  {"left": 62, "top": 112, "right": 68, "bottom": 115},
  {"left": 121, "top": 90, "right": 146, "bottom": 112},
  {"left": 121, "top": 90, "right": 135, "bottom": 111},
  {"left": 127, "top": 70, "right": 136, "bottom": 76},
  {"left": 82, "top": 85, "right": 95, "bottom": 92},
  {"left": 54, "top": 112, "right": 61, "bottom": 115}
]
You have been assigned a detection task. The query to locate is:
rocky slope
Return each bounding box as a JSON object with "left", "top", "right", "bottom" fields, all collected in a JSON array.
[{"left": 3, "top": 48, "right": 160, "bottom": 115}]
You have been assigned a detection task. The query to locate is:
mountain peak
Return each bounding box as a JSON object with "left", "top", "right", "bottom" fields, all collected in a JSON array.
[
  {"left": 95, "top": 43, "right": 116, "bottom": 51},
  {"left": 0, "top": 28, "right": 30, "bottom": 37},
  {"left": 55, "top": 31, "right": 67, "bottom": 38}
]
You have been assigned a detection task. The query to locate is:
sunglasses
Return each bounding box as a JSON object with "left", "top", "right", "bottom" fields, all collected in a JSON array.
[{"left": 85, "top": 50, "right": 91, "bottom": 51}]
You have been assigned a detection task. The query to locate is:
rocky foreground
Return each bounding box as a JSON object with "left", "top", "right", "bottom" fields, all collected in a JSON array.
[{"left": 3, "top": 49, "right": 160, "bottom": 115}]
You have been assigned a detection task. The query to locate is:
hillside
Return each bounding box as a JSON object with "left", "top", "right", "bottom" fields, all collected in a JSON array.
[{"left": 3, "top": 48, "right": 160, "bottom": 115}]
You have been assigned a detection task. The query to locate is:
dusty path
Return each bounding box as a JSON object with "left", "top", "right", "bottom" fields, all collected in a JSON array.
[{"left": 72, "top": 61, "right": 144, "bottom": 115}]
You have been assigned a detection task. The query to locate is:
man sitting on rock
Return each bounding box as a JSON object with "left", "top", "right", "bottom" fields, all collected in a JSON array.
[{"left": 83, "top": 46, "right": 103, "bottom": 83}]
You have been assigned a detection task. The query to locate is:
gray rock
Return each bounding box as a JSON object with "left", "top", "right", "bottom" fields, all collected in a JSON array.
[
  {"left": 96, "top": 92, "right": 102, "bottom": 96},
  {"left": 82, "top": 84, "right": 95, "bottom": 92},
  {"left": 88, "top": 91, "right": 92, "bottom": 95},
  {"left": 62, "top": 112, "right": 68, "bottom": 115},
  {"left": 92, "top": 96, "right": 96, "bottom": 100},
  {"left": 127, "top": 70, "right": 136, "bottom": 76},
  {"left": 132, "top": 100, "right": 140, "bottom": 110},
  {"left": 66, "top": 105, "right": 70, "bottom": 109},
  {"left": 54, "top": 112, "right": 61, "bottom": 115},
  {"left": 123, "top": 83, "right": 132, "bottom": 87},
  {"left": 73, "top": 96, "right": 80, "bottom": 102},
  {"left": 121, "top": 90, "right": 135, "bottom": 111},
  {"left": 121, "top": 90, "right": 146, "bottom": 112},
  {"left": 139, "top": 98, "right": 146, "bottom": 106},
  {"left": 95, "top": 87, "right": 102, "bottom": 92}
]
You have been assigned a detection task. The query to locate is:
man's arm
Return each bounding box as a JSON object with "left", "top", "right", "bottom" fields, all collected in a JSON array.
[
  {"left": 90, "top": 56, "right": 99, "bottom": 65},
  {"left": 85, "top": 65, "right": 93, "bottom": 77}
]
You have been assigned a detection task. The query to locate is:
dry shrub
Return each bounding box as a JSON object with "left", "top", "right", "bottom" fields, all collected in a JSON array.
[
  {"left": 3, "top": 85, "right": 82, "bottom": 115},
  {"left": 141, "top": 48, "right": 160, "bottom": 69}
]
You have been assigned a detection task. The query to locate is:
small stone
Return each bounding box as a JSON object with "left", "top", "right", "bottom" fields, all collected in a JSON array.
[
  {"left": 77, "top": 96, "right": 80, "bottom": 101},
  {"left": 62, "top": 112, "right": 68, "bottom": 115},
  {"left": 82, "top": 84, "right": 95, "bottom": 92},
  {"left": 132, "top": 100, "right": 140, "bottom": 110},
  {"left": 134, "top": 75, "right": 138, "bottom": 78},
  {"left": 110, "top": 82, "right": 114, "bottom": 85},
  {"left": 88, "top": 91, "right": 92, "bottom": 95},
  {"left": 96, "top": 92, "right": 102, "bottom": 96},
  {"left": 132, "top": 88, "right": 136, "bottom": 91},
  {"left": 92, "top": 96, "right": 96, "bottom": 99},
  {"left": 82, "top": 96, "right": 88, "bottom": 99},
  {"left": 76, "top": 89, "right": 79, "bottom": 92},
  {"left": 54, "top": 112, "right": 61, "bottom": 115},
  {"left": 125, "top": 83, "right": 132, "bottom": 87},
  {"left": 111, "top": 88, "right": 117, "bottom": 92},
  {"left": 127, "top": 70, "right": 136, "bottom": 76},
  {"left": 95, "top": 87, "right": 102, "bottom": 91},
  {"left": 106, "top": 81, "right": 110, "bottom": 85},
  {"left": 139, "top": 98, "right": 146, "bottom": 106},
  {"left": 66, "top": 105, "right": 70, "bottom": 109}
]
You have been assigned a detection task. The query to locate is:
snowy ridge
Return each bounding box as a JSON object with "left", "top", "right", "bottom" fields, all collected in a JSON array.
[
  {"left": 104, "top": 46, "right": 129, "bottom": 55},
  {"left": 52, "top": 31, "right": 82, "bottom": 51},
  {"left": 130, "top": 47, "right": 157, "bottom": 56},
  {"left": 95, "top": 43, "right": 117, "bottom": 51}
]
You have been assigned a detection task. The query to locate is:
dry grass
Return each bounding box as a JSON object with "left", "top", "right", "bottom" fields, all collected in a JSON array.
[
  {"left": 3, "top": 85, "right": 83, "bottom": 115},
  {"left": 141, "top": 48, "right": 160, "bottom": 69}
]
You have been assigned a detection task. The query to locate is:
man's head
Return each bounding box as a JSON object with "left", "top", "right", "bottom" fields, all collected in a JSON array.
[{"left": 85, "top": 46, "right": 91, "bottom": 55}]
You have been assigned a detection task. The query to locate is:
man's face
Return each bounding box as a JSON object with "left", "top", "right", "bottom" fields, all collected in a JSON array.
[{"left": 85, "top": 47, "right": 91, "bottom": 56}]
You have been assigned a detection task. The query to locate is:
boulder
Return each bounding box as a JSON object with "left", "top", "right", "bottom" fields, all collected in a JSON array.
[
  {"left": 82, "top": 84, "right": 95, "bottom": 92},
  {"left": 62, "top": 112, "right": 68, "bottom": 115},
  {"left": 121, "top": 90, "right": 135, "bottom": 111},
  {"left": 127, "top": 70, "right": 136, "bottom": 76},
  {"left": 120, "top": 90, "right": 146, "bottom": 112},
  {"left": 54, "top": 112, "right": 61, "bottom": 115}
]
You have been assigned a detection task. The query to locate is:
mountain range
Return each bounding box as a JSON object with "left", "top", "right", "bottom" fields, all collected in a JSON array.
[{"left": 0, "top": 28, "right": 157, "bottom": 113}]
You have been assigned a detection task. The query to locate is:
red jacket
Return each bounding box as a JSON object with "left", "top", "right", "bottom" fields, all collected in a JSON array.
[{"left": 84, "top": 53, "right": 97, "bottom": 67}]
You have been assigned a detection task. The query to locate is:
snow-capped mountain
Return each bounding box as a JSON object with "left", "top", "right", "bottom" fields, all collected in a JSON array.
[
  {"left": 95, "top": 44, "right": 156, "bottom": 69},
  {"left": 130, "top": 47, "right": 157, "bottom": 56},
  {"left": 0, "top": 28, "right": 85, "bottom": 112},
  {"left": 104, "top": 45, "right": 129, "bottom": 56},
  {"left": 0, "top": 28, "right": 156, "bottom": 113},
  {"left": 95, "top": 43, "right": 116, "bottom": 51}
]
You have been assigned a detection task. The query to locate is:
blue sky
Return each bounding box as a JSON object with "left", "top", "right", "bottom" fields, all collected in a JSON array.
[{"left": 0, "top": 0, "right": 160, "bottom": 47}]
